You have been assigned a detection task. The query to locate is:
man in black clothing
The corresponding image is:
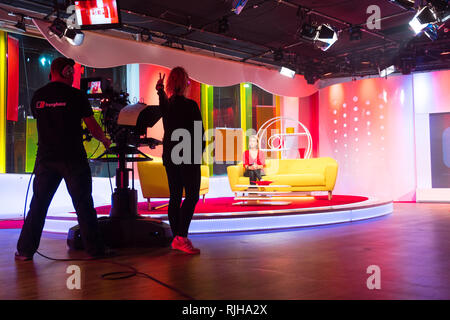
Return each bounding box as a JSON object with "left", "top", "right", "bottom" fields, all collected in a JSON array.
[{"left": 15, "top": 57, "right": 112, "bottom": 260}]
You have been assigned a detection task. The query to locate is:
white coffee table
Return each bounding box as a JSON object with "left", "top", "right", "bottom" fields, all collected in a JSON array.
[{"left": 233, "top": 184, "right": 293, "bottom": 206}]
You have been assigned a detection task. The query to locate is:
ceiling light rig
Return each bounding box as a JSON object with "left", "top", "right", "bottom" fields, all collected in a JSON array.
[
  {"left": 13, "top": 14, "right": 27, "bottom": 33},
  {"left": 409, "top": 6, "right": 439, "bottom": 34},
  {"left": 299, "top": 23, "right": 317, "bottom": 40},
  {"left": 48, "top": 18, "right": 84, "bottom": 46},
  {"left": 409, "top": 1, "right": 450, "bottom": 40},
  {"left": 231, "top": 0, "right": 248, "bottom": 15},
  {"left": 303, "top": 70, "right": 318, "bottom": 85},
  {"left": 298, "top": 22, "right": 339, "bottom": 51},
  {"left": 273, "top": 48, "right": 284, "bottom": 62},
  {"left": 64, "top": 28, "right": 84, "bottom": 46},
  {"left": 49, "top": 18, "right": 67, "bottom": 37},
  {"left": 314, "top": 24, "right": 339, "bottom": 51},
  {"left": 349, "top": 26, "right": 362, "bottom": 41},
  {"left": 279, "top": 66, "right": 296, "bottom": 78},
  {"left": 378, "top": 65, "right": 396, "bottom": 77}
]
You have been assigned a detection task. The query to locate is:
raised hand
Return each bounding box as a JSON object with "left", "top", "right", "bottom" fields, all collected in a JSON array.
[{"left": 156, "top": 72, "right": 165, "bottom": 91}]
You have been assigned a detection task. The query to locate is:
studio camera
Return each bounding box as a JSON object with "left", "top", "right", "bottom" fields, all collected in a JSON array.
[
  {"left": 67, "top": 77, "right": 171, "bottom": 250},
  {"left": 80, "top": 77, "right": 162, "bottom": 150}
]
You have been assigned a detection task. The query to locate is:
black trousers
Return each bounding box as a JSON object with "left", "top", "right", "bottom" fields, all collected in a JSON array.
[
  {"left": 244, "top": 168, "right": 263, "bottom": 184},
  {"left": 17, "top": 158, "right": 104, "bottom": 256},
  {"left": 164, "top": 164, "right": 201, "bottom": 237}
]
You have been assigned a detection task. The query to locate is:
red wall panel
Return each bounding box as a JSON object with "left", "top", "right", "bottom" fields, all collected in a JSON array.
[{"left": 7, "top": 36, "right": 19, "bottom": 122}]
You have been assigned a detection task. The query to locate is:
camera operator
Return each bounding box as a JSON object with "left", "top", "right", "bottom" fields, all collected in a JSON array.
[{"left": 15, "top": 57, "right": 112, "bottom": 261}]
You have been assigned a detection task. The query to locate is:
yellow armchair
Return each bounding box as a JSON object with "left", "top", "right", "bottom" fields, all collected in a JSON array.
[
  {"left": 227, "top": 157, "right": 338, "bottom": 200},
  {"left": 137, "top": 157, "right": 210, "bottom": 210}
]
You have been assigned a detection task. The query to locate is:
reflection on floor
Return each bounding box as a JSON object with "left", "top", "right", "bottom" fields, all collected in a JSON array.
[{"left": 1, "top": 203, "right": 449, "bottom": 300}]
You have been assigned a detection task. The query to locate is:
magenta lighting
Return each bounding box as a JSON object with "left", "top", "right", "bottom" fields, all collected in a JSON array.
[{"left": 280, "top": 67, "right": 296, "bottom": 78}]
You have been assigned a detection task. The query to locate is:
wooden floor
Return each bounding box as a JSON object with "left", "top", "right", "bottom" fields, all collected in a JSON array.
[{"left": 1, "top": 203, "right": 449, "bottom": 300}]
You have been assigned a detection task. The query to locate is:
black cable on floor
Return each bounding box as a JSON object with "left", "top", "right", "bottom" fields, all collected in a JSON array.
[
  {"left": 22, "top": 170, "right": 195, "bottom": 300},
  {"left": 17, "top": 50, "right": 193, "bottom": 298}
]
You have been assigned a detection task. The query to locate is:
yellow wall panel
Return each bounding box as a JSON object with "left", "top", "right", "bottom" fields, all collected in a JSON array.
[{"left": 0, "top": 31, "right": 7, "bottom": 173}]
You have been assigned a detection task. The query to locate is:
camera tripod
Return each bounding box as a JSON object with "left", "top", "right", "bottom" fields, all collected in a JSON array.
[{"left": 67, "top": 143, "right": 172, "bottom": 249}]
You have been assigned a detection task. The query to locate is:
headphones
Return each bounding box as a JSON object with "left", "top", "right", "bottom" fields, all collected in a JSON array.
[
  {"left": 49, "top": 58, "right": 75, "bottom": 80},
  {"left": 60, "top": 64, "right": 74, "bottom": 79}
]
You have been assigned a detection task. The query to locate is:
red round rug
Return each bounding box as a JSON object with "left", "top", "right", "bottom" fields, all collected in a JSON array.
[
  {"left": 0, "top": 220, "right": 24, "bottom": 229},
  {"left": 93, "top": 195, "right": 369, "bottom": 216}
]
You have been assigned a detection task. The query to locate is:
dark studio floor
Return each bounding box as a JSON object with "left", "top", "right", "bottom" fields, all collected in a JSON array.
[{"left": 1, "top": 203, "right": 449, "bottom": 300}]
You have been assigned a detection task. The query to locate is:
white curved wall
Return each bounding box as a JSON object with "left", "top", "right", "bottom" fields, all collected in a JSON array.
[{"left": 34, "top": 19, "right": 318, "bottom": 98}]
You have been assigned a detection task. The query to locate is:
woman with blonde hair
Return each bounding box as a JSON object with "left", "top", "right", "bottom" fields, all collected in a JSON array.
[
  {"left": 156, "top": 67, "right": 205, "bottom": 254},
  {"left": 243, "top": 135, "right": 265, "bottom": 184}
]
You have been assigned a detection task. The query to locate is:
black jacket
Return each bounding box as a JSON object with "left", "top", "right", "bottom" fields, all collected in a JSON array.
[{"left": 158, "top": 89, "right": 205, "bottom": 166}]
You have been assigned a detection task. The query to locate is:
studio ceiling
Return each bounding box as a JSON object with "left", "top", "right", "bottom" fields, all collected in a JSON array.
[{"left": 1, "top": 0, "right": 449, "bottom": 82}]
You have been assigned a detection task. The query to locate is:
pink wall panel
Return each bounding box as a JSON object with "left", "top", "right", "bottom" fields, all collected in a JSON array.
[
  {"left": 413, "top": 70, "right": 450, "bottom": 114},
  {"left": 280, "top": 96, "right": 300, "bottom": 158},
  {"left": 299, "top": 92, "right": 319, "bottom": 158},
  {"left": 319, "top": 76, "right": 416, "bottom": 201}
]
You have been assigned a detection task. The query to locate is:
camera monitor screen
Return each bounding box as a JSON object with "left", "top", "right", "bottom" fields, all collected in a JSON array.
[
  {"left": 87, "top": 80, "right": 102, "bottom": 95},
  {"left": 81, "top": 77, "right": 105, "bottom": 98},
  {"left": 74, "top": 0, "right": 121, "bottom": 30}
]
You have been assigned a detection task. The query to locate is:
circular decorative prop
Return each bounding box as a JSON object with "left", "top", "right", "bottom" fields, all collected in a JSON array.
[{"left": 256, "top": 116, "right": 313, "bottom": 159}]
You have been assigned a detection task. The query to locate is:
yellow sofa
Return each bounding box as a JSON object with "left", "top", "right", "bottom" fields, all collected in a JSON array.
[
  {"left": 137, "top": 157, "right": 210, "bottom": 210},
  {"left": 227, "top": 157, "right": 338, "bottom": 200}
]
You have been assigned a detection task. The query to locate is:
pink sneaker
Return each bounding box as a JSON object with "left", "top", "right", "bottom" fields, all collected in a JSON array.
[{"left": 171, "top": 236, "right": 200, "bottom": 254}]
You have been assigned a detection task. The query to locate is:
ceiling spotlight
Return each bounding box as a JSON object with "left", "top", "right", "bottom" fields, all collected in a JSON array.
[
  {"left": 409, "top": 6, "right": 438, "bottom": 34},
  {"left": 64, "top": 28, "right": 84, "bottom": 46},
  {"left": 424, "top": 23, "right": 439, "bottom": 40},
  {"left": 13, "top": 15, "right": 27, "bottom": 33},
  {"left": 49, "top": 18, "right": 84, "bottom": 46},
  {"left": 409, "top": 1, "right": 449, "bottom": 40},
  {"left": 378, "top": 65, "right": 395, "bottom": 77},
  {"left": 232, "top": 0, "right": 248, "bottom": 15},
  {"left": 314, "top": 24, "right": 338, "bottom": 51},
  {"left": 280, "top": 66, "right": 296, "bottom": 78},
  {"left": 299, "top": 23, "right": 317, "bottom": 40},
  {"left": 49, "top": 18, "right": 68, "bottom": 38}
]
